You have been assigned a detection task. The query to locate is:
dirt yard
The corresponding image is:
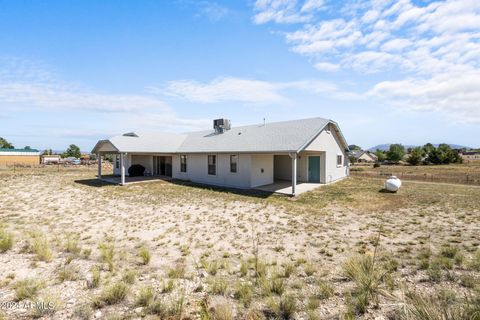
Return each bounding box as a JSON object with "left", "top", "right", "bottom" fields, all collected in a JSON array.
[{"left": 0, "top": 167, "right": 479, "bottom": 320}]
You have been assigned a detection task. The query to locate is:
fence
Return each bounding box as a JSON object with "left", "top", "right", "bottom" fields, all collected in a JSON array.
[
  {"left": 0, "top": 162, "right": 112, "bottom": 173},
  {"left": 350, "top": 170, "right": 480, "bottom": 186}
]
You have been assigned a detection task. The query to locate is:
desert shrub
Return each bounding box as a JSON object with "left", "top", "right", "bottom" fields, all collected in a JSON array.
[
  {"left": 240, "top": 259, "right": 249, "bottom": 277},
  {"left": 267, "top": 295, "right": 297, "bottom": 319},
  {"left": 397, "top": 291, "right": 480, "bottom": 320},
  {"left": 135, "top": 286, "right": 154, "bottom": 307},
  {"left": 0, "top": 227, "right": 13, "bottom": 253},
  {"left": 14, "top": 279, "right": 44, "bottom": 301},
  {"left": 87, "top": 266, "right": 101, "bottom": 289},
  {"left": 440, "top": 245, "right": 459, "bottom": 259},
  {"left": 28, "top": 232, "right": 52, "bottom": 262},
  {"left": 138, "top": 246, "right": 151, "bottom": 265},
  {"left": 282, "top": 263, "right": 295, "bottom": 278},
  {"left": 98, "top": 242, "right": 115, "bottom": 271},
  {"left": 74, "top": 303, "right": 93, "bottom": 320},
  {"left": 212, "top": 302, "right": 233, "bottom": 320},
  {"left": 315, "top": 281, "right": 334, "bottom": 300},
  {"left": 261, "top": 276, "right": 285, "bottom": 296},
  {"left": 92, "top": 281, "right": 128, "bottom": 307},
  {"left": 304, "top": 263, "right": 316, "bottom": 276},
  {"left": 57, "top": 263, "right": 79, "bottom": 282},
  {"left": 209, "top": 277, "right": 228, "bottom": 295},
  {"left": 122, "top": 269, "right": 137, "bottom": 285},
  {"left": 147, "top": 295, "right": 185, "bottom": 318},
  {"left": 64, "top": 234, "right": 81, "bottom": 255},
  {"left": 468, "top": 250, "right": 480, "bottom": 271},
  {"left": 343, "top": 254, "right": 385, "bottom": 314},
  {"left": 168, "top": 263, "right": 186, "bottom": 278},
  {"left": 234, "top": 281, "right": 253, "bottom": 306},
  {"left": 161, "top": 279, "right": 175, "bottom": 293}
]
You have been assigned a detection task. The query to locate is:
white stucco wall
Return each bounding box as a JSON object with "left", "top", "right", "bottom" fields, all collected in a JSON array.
[
  {"left": 172, "top": 154, "right": 252, "bottom": 188},
  {"left": 250, "top": 154, "right": 273, "bottom": 187},
  {"left": 304, "top": 124, "right": 348, "bottom": 183},
  {"left": 130, "top": 155, "right": 153, "bottom": 175}
]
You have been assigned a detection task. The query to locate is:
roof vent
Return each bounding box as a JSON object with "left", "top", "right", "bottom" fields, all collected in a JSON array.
[
  {"left": 123, "top": 132, "right": 138, "bottom": 137},
  {"left": 213, "top": 119, "right": 231, "bottom": 134}
]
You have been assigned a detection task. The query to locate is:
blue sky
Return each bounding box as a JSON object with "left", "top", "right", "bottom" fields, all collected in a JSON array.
[{"left": 1, "top": 0, "right": 479, "bottom": 151}]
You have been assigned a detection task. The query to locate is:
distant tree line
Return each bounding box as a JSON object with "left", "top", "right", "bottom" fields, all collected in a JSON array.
[{"left": 373, "top": 143, "right": 463, "bottom": 165}]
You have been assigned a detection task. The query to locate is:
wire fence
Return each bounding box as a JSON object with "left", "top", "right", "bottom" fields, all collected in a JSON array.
[{"left": 350, "top": 170, "right": 480, "bottom": 186}]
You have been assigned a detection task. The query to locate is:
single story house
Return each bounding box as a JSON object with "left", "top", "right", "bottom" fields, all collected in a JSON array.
[
  {"left": 92, "top": 117, "right": 349, "bottom": 196},
  {"left": 0, "top": 148, "right": 41, "bottom": 167},
  {"left": 460, "top": 151, "right": 480, "bottom": 161},
  {"left": 350, "top": 150, "right": 378, "bottom": 163}
]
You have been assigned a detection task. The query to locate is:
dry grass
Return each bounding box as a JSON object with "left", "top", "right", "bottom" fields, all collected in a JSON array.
[{"left": 0, "top": 166, "right": 479, "bottom": 319}]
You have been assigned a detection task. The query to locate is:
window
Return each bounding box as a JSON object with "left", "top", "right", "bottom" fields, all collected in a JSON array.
[
  {"left": 230, "top": 155, "right": 238, "bottom": 173},
  {"left": 180, "top": 155, "right": 187, "bottom": 172},
  {"left": 208, "top": 155, "right": 216, "bottom": 175},
  {"left": 115, "top": 155, "right": 120, "bottom": 169},
  {"left": 337, "top": 154, "right": 343, "bottom": 166}
]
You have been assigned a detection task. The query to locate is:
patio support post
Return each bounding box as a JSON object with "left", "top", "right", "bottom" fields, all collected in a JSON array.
[
  {"left": 290, "top": 152, "right": 297, "bottom": 196},
  {"left": 120, "top": 153, "right": 126, "bottom": 186},
  {"left": 97, "top": 153, "right": 101, "bottom": 179}
]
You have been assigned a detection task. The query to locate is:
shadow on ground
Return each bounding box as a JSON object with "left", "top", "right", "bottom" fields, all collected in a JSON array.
[{"left": 74, "top": 177, "right": 280, "bottom": 199}]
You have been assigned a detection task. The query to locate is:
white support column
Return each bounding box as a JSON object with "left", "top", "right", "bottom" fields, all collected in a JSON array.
[
  {"left": 97, "top": 153, "right": 102, "bottom": 179},
  {"left": 120, "top": 153, "right": 125, "bottom": 186},
  {"left": 291, "top": 153, "right": 297, "bottom": 196}
]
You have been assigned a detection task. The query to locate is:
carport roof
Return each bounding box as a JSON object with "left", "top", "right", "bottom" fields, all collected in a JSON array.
[{"left": 92, "top": 117, "right": 348, "bottom": 154}]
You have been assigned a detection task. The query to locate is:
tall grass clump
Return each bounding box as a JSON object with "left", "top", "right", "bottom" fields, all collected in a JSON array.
[
  {"left": 98, "top": 242, "right": 115, "bottom": 271},
  {"left": 138, "top": 246, "right": 151, "bottom": 265},
  {"left": 92, "top": 281, "right": 128, "bottom": 307},
  {"left": 14, "top": 279, "right": 44, "bottom": 301},
  {"left": 28, "top": 231, "right": 52, "bottom": 262},
  {"left": 266, "top": 295, "right": 297, "bottom": 319},
  {"left": 0, "top": 226, "right": 13, "bottom": 253}
]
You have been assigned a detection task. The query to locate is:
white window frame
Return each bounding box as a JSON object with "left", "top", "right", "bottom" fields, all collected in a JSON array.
[
  {"left": 180, "top": 155, "right": 187, "bottom": 173},
  {"left": 336, "top": 154, "right": 343, "bottom": 167},
  {"left": 230, "top": 154, "right": 238, "bottom": 173},
  {"left": 207, "top": 154, "right": 217, "bottom": 176},
  {"left": 115, "top": 155, "right": 120, "bottom": 169}
]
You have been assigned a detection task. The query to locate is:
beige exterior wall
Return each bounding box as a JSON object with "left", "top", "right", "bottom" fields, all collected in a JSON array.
[
  {"left": 172, "top": 153, "right": 252, "bottom": 188},
  {"left": 250, "top": 154, "right": 274, "bottom": 187},
  {"left": 304, "top": 124, "right": 348, "bottom": 183},
  {"left": 0, "top": 155, "right": 40, "bottom": 167}
]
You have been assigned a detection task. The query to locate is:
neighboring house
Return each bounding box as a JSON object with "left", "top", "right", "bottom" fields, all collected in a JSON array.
[
  {"left": 460, "top": 151, "right": 480, "bottom": 161},
  {"left": 92, "top": 117, "right": 350, "bottom": 196},
  {"left": 0, "top": 148, "right": 41, "bottom": 167},
  {"left": 351, "top": 150, "right": 378, "bottom": 163},
  {"left": 41, "top": 154, "right": 61, "bottom": 164}
]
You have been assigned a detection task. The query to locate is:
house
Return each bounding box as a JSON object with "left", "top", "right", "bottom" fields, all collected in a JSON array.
[
  {"left": 0, "top": 148, "right": 41, "bottom": 167},
  {"left": 350, "top": 150, "right": 378, "bottom": 163},
  {"left": 460, "top": 151, "right": 480, "bottom": 161},
  {"left": 92, "top": 117, "right": 349, "bottom": 196}
]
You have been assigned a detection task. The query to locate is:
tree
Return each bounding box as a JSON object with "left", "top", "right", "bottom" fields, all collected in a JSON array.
[
  {"left": 348, "top": 144, "right": 362, "bottom": 151},
  {"left": 42, "top": 149, "right": 53, "bottom": 155},
  {"left": 0, "top": 137, "right": 14, "bottom": 149},
  {"left": 349, "top": 155, "right": 357, "bottom": 164},
  {"left": 24, "top": 146, "right": 31, "bottom": 150},
  {"left": 374, "top": 150, "right": 387, "bottom": 162},
  {"left": 386, "top": 144, "right": 405, "bottom": 163},
  {"left": 62, "top": 144, "right": 81, "bottom": 158},
  {"left": 406, "top": 147, "right": 424, "bottom": 165}
]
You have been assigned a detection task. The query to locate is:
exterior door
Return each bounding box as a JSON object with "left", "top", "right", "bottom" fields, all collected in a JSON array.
[{"left": 308, "top": 156, "right": 320, "bottom": 183}]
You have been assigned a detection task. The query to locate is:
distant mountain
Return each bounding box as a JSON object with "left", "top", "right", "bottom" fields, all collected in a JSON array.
[{"left": 367, "top": 144, "right": 471, "bottom": 152}]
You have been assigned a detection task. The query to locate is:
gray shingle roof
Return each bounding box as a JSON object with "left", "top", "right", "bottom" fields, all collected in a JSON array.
[{"left": 92, "top": 117, "right": 346, "bottom": 154}]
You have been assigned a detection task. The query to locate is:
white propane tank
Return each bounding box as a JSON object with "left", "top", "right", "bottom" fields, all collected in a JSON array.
[{"left": 385, "top": 176, "right": 402, "bottom": 192}]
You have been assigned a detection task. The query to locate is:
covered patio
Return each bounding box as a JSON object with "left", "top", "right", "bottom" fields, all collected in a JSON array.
[
  {"left": 99, "top": 174, "right": 172, "bottom": 185},
  {"left": 254, "top": 179, "right": 321, "bottom": 196}
]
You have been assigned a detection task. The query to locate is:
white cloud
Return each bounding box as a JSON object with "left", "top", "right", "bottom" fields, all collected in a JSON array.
[
  {"left": 253, "top": 0, "right": 318, "bottom": 24},
  {"left": 370, "top": 71, "right": 480, "bottom": 123},
  {"left": 155, "top": 77, "right": 355, "bottom": 103},
  {"left": 314, "top": 61, "right": 340, "bottom": 72},
  {"left": 252, "top": 0, "right": 480, "bottom": 123}
]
